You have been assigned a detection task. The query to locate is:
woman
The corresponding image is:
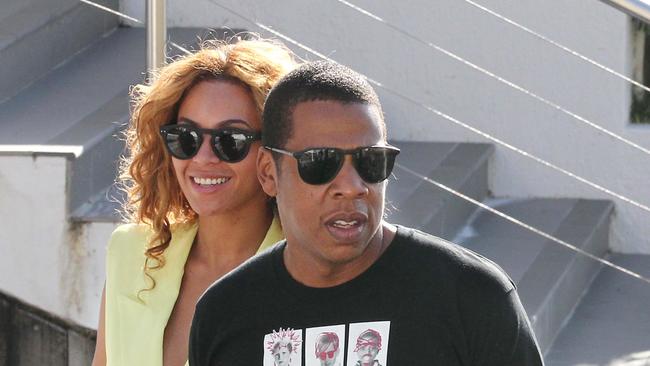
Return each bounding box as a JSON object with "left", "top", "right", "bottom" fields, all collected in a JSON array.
[{"left": 92, "top": 37, "right": 297, "bottom": 366}]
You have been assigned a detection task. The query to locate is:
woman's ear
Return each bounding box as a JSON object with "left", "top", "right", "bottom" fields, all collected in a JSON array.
[{"left": 257, "top": 146, "right": 278, "bottom": 197}]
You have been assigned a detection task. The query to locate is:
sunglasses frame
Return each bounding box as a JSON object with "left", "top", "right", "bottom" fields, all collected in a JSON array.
[
  {"left": 265, "top": 145, "right": 400, "bottom": 185},
  {"left": 317, "top": 350, "right": 336, "bottom": 360},
  {"left": 160, "top": 124, "right": 261, "bottom": 162}
]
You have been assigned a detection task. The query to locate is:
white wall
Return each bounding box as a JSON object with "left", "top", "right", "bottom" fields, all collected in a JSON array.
[
  {"left": 120, "top": 0, "right": 650, "bottom": 253},
  {"left": 0, "top": 154, "right": 113, "bottom": 329}
]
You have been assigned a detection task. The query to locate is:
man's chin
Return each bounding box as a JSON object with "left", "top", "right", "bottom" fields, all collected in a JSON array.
[{"left": 321, "top": 246, "right": 367, "bottom": 266}]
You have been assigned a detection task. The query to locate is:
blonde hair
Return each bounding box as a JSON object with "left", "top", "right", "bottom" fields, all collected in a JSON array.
[{"left": 119, "top": 36, "right": 296, "bottom": 292}]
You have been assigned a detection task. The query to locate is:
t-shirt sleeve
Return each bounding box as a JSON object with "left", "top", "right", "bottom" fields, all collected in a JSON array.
[
  {"left": 188, "top": 298, "right": 215, "bottom": 366},
  {"left": 465, "top": 287, "right": 544, "bottom": 366},
  {"left": 188, "top": 250, "right": 275, "bottom": 366},
  {"left": 188, "top": 277, "right": 251, "bottom": 366}
]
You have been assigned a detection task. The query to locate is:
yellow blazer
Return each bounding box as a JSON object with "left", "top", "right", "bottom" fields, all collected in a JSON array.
[{"left": 104, "top": 218, "right": 283, "bottom": 366}]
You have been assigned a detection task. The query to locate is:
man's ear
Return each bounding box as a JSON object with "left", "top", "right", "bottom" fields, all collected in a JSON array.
[{"left": 257, "top": 146, "right": 278, "bottom": 197}]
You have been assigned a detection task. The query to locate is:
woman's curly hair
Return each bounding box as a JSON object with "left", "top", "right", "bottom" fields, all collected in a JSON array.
[{"left": 119, "top": 36, "right": 297, "bottom": 292}]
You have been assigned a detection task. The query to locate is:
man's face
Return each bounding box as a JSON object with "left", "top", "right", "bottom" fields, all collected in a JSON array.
[
  {"left": 319, "top": 342, "right": 339, "bottom": 366},
  {"left": 271, "top": 100, "right": 386, "bottom": 272},
  {"left": 273, "top": 345, "right": 291, "bottom": 366},
  {"left": 356, "top": 342, "right": 379, "bottom": 364}
]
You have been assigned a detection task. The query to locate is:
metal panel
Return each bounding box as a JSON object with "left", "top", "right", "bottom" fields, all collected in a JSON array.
[{"left": 599, "top": 0, "right": 650, "bottom": 23}]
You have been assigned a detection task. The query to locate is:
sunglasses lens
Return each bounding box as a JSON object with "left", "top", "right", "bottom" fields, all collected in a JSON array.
[
  {"left": 163, "top": 126, "right": 201, "bottom": 159},
  {"left": 355, "top": 147, "right": 398, "bottom": 183},
  {"left": 316, "top": 351, "right": 335, "bottom": 360},
  {"left": 297, "top": 149, "right": 343, "bottom": 185},
  {"left": 214, "top": 131, "right": 252, "bottom": 162}
]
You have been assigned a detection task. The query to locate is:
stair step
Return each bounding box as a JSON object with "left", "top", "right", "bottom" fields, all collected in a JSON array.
[
  {"left": 71, "top": 182, "right": 125, "bottom": 222},
  {"left": 386, "top": 141, "right": 493, "bottom": 239},
  {"left": 0, "top": 0, "right": 43, "bottom": 25},
  {"left": 0, "top": 0, "right": 119, "bottom": 103},
  {"left": 545, "top": 254, "right": 650, "bottom": 365},
  {"left": 0, "top": 28, "right": 144, "bottom": 145},
  {"left": 455, "top": 198, "right": 613, "bottom": 354},
  {"left": 54, "top": 90, "right": 130, "bottom": 215},
  {"left": 386, "top": 141, "right": 456, "bottom": 209}
]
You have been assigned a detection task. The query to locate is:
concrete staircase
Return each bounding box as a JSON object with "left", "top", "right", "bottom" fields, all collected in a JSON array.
[
  {"left": 456, "top": 198, "right": 613, "bottom": 354},
  {"left": 0, "top": 0, "right": 120, "bottom": 104},
  {"left": 388, "top": 142, "right": 650, "bottom": 364},
  {"left": 545, "top": 254, "right": 650, "bottom": 365},
  {"left": 387, "top": 141, "right": 617, "bottom": 358}
]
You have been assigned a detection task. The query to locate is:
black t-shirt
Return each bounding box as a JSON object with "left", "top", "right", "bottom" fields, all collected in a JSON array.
[{"left": 189, "top": 225, "right": 544, "bottom": 366}]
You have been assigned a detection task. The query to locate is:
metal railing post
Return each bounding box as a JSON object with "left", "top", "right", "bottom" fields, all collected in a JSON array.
[
  {"left": 146, "top": 0, "right": 166, "bottom": 76},
  {"left": 598, "top": 0, "right": 650, "bottom": 24}
]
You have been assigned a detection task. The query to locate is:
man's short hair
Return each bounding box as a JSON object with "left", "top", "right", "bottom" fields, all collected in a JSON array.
[
  {"left": 315, "top": 332, "right": 340, "bottom": 355},
  {"left": 272, "top": 340, "right": 292, "bottom": 354},
  {"left": 262, "top": 60, "right": 385, "bottom": 149}
]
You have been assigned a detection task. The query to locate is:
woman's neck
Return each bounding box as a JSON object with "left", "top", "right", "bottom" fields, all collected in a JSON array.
[{"left": 192, "top": 204, "right": 274, "bottom": 271}]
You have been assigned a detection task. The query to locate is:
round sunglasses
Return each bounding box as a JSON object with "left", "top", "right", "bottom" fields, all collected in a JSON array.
[
  {"left": 160, "top": 124, "right": 260, "bottom": 162},
  {"left": 265, "top": 145, "right": 400, "bottom": 185}
]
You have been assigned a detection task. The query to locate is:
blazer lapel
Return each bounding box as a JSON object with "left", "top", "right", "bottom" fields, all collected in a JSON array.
[{"left": 119, "top": 222, "right": 198, "bottom": 366}]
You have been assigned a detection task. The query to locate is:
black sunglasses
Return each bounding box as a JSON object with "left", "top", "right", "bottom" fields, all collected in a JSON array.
[
  {"left": 160, "top": 124, "right": 260, "bottom": 162},
  {"left": 265, "top": 145, "right": 400, "bottom": 185}
]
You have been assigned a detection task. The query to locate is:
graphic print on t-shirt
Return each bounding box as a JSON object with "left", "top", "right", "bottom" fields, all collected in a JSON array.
[
  {"left": 263, "top": 328, "right": 303, "bottom": 366},
  {"left": 346, "top": 321, "right": 390, "bottom": 366},
  {"left": 305, "top": 324, "right": 346, "bottom": 366}
]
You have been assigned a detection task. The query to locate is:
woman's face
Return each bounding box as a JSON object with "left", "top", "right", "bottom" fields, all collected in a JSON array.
[{"left": 172, "top": 79, "right": 266, "bottom": 217}]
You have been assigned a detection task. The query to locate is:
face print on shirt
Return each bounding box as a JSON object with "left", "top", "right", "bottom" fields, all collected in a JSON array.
[
  {"left": 305, "top": 325, "right": 346, "bottom": 366},
  {"left": 264, "top": 328, "right": 303, "bottom": 366},
  {"left": 347, "top": 322, "right": 390, "bottom": 366},
  {"left": 262, "top": 321, "right": 390, "bottom": 366}
]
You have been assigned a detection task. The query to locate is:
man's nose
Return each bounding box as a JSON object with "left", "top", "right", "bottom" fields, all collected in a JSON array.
[{"left": 330, "top": 156, "right": 368, "bottom": 198}]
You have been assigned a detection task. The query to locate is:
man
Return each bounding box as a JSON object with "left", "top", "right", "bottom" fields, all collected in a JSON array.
[
  {"left": 189, "top": 61, "right": 544, "bottom": 365},
  {"left": 271, "top": 340, "right": 292, "bottom": 366},
  {"left": 314, "top": 332, "right": 340, "bottom": 366},
  {"left": 267, "top": 328, "right": 301, "bottom": 366},
  {"left": 353, "top": 329, "right": 382, "bottom": 366}
]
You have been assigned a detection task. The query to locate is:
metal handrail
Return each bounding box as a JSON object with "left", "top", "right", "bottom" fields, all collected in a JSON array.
[
  {"left": 598, "top": 0, "right": 650, "bottom": 23},
  {"left": 146, "top": 0, "right": 166, "bottom": 74}
]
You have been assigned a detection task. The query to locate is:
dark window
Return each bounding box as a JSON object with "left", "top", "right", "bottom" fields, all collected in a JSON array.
[{"left": 630, "top": 18, "right": 650, "bottom": 124}]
